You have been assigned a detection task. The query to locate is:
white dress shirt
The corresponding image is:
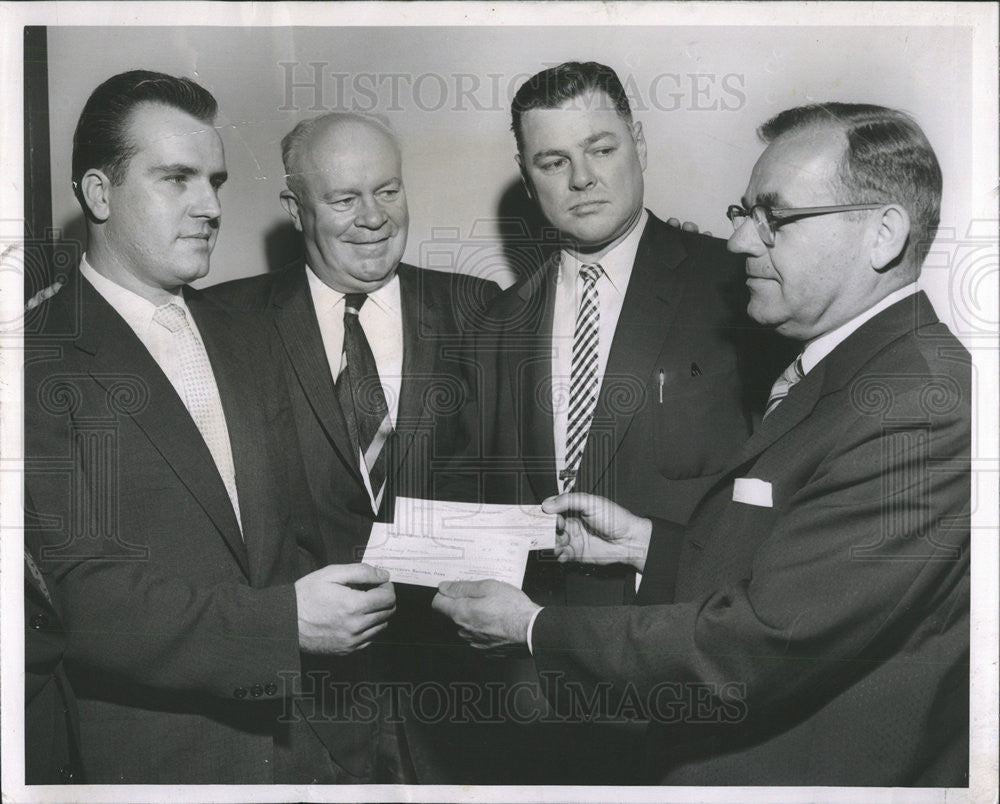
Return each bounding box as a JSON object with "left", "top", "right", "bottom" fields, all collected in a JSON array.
[
  {"left": 306, "top": 265, "right": 404, "bottom": 511},
  {"left": 551, "top": 209, "right": 648, "bottom": 479},
  {"left": 799, "top": 282, "right": 920, "bottom": 377},
  {"left": 80, "top": 255, "right": 242, "bottom": 529},
  {"left": 80, "top": 255, "right": 208, "bottom": 409}
]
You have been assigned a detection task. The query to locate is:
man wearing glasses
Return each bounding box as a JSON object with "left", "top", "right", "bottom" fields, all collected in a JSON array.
[{"left": 433, "top": 102, "right": 970, "bottom": 786}]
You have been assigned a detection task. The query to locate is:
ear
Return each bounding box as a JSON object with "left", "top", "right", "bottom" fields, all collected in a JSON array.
[
  {"left": 80, "top": 169, "right": 112, "bottom": 222},
  {"left": 870, "top": 204, "right": 910, "bottom": 272},
  {"left": 279, "top": 189, "right": 305, "bottom": 232},
  {"left": 515, "top": 153, "right": 533, "bottom": 200},
  {"left": 632, "top": 120, "right": 647, "bottom": 172}
]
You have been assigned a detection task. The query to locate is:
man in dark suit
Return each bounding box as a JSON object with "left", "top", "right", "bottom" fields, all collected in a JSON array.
[
  {"left": 433, "top": 102, "right": 970, "bottom": 787},
  {"left": 471, "top": 61, "right": 782, "bottom": 606},
  {"left": 207, "top": 112, "right": 499, "bottom": 558},
  {"left": 205, "top": 112, "right": 499, "bottom": 782},
  {"left": 25, "top": 70, "right": 396, "bottom": 784},
  {"left": 24, "top": 504, "right": 82, "bottom": 785},
  {"left": 423, "top": 61, "right": 783, "bottom": 784}
]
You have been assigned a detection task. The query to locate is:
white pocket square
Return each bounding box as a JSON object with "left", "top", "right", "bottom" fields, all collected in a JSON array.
[{"left": 732, "top": 478, "right": 773, "bottom": 508}]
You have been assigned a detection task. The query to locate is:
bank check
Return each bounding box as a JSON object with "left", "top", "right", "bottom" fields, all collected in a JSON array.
[{"left": 361, "top": 497, "right": 558, "bottom": 588}]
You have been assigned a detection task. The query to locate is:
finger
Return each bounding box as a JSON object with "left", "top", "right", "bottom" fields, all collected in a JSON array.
[
  {"left": 437, "top": 580, "right": 489, "bottom": 598},
  {"left": 703, "top": 230, "right": 713, "bottom": 237},
  {"left": 680, "top": 220, "right": 699, "bottom": 232},
  {"left": 666, "top": 217, "right": 681, "bottom": 228},
  {"left": 313, "top": 562, "right": 390, "bottom": 586},
  {"left": 360, "top": 585, "right": 397, "bottom": 612},
  {"left": 355, "top": 620, "right": 389, "bottom": 644},
  {"left": 431, "top": 592, "right": 456, "bottom": 617},
  {"left": 542, "top": 492, "right": 593, "bottom": 515}
]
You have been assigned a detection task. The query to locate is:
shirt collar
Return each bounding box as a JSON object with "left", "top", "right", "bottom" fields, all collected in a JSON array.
[
  {"left": 559, "top": 208, "right": 649, "bottom": 294},
  {"left": 305, "top": 262, "right": 401, "bottom": 316},
  {"left": 79, "top": 253, "right": 191, "bottom": 327},
  {"left": 800, "top": 282, "right": 920, "bottom": 375}
]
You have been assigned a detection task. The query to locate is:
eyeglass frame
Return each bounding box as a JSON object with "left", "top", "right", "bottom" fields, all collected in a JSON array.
[{"left": 726, "top": 202, "right": 887, "bottom": 246}]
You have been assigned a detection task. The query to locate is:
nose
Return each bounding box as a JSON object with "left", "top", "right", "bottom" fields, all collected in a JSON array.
[
  {"left": 191, "top": 179, "right": 222, "bottom": 222},
  {"left": 355, "top": 194, "right": 388, "bottom": 230},
  {"left": 727, "top": 216, "right": 765, "bottom": 257},
  {"left": 569, "top": 158, "right": 596, "bottom": 192}
]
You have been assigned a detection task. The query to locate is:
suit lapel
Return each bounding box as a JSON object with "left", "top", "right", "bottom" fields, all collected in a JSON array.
[
  {"left": 189, "top": 293, "right": 272, "bottom": 583},
  {"left": 512, "top": 255, "right": 559, "bottom": 501},
  {"left": 579, "top": 215, "right": 689, "bottom": 491},
  {"left": 723, "top": 291, "right": 935, "bottom": 481},
  {"left": 392, "top": 265, "right": 437, "bottom": 477},
  {"left": 269, "top": 264, "right": 363, "bottom": 484},
  {"left": 73, "top": 278, "right": 250, "bottom": 576}
]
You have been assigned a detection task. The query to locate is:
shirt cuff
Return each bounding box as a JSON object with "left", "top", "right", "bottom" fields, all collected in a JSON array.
[{"left": 526, "top": 606, "right": 543, "bottom": 655}]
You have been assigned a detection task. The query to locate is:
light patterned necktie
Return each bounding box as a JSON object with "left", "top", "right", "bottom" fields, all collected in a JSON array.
[
  {"left": 561, "top": 263, "right": 603, "bottom": 493},
  {"left": 336, "top": 293, "right": 393, "bottom": 512},
  {"left": 763, "top": 353, "right": 805, "bottom": 420},
  {"left": 153, "top": 303, "right": 242, "bottom": 533}
]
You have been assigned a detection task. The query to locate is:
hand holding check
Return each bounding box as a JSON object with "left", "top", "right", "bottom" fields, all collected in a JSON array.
[{"left": 543, "top": 492, "right": 653, "bottom": 572}]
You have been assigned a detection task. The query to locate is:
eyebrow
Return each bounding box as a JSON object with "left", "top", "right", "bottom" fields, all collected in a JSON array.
[
  {"left": 742, "top": 190, "right": 784, "bottom": 209},
  {"left": 318, "top": 178, "right": 402, "bottom": 202},
  {"left": 530, "top": 131, "right": 621, "bottom": 163},
  {"left": 151, "top": 163, "right": 228, "bottom": 183}
]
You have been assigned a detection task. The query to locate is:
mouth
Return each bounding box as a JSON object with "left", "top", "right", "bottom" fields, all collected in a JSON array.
[
  {"left": 180, "top": 233, "right": 213, "bottom": 243},
  {"left": 568, "top": 200, "right": 609, "bottom": 214},
  {"left": 347, "top": 236, "right": 391, "bottom": 248}
]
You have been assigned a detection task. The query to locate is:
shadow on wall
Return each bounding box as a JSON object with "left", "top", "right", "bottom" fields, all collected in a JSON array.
[
  {"left": 495, "top": 177, "right": 561, "bottom": 282},
  {"left": 264, "top": 219, "right": 302, "bottom": 273}
]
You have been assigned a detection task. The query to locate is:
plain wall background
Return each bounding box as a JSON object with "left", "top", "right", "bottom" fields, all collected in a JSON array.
[{"left": 46, "top": 25, "right": 975, "bottom": 335}]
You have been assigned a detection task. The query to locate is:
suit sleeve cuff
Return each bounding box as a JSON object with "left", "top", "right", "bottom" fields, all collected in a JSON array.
[
  {"left": 526, "top": 606, "right": 543, "bottom": 655},
  {"left": 635, "top": 516, "right": 686, "bottom": 604}
]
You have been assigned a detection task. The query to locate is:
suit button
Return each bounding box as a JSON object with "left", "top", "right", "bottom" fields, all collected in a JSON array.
[
  {"left": 30, "top": 613, "right": 49, "bottom": 630},
  {"left": 251, "top": 684, "right": 264, "bottom": 698},
  {"left": 264, "top": 683, "right": 277, "bottom": 696},
  {"left": 233, "top": 687, "right": 248, "bottom": 699},
  {"left": 59, "top": 764, "right": 77, "bottom": 783}
]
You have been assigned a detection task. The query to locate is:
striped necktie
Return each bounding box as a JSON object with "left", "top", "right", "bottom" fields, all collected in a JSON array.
[
  {"left": 153, "top": 302, "right": 243, "bottom": 534},
  {"left": 561, "top": 263, "right": 603, "bottom": 493},
  {"left": 763, "top": 353, "right": 805, "bottom": 420},
  {"left": 337, "top": 293, "right": 393, "bottom": 512}
]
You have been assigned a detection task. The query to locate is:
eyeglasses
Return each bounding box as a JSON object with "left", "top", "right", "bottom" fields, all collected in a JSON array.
[{"left": 726, "top": 203, "right": 885, "bottom": 246}]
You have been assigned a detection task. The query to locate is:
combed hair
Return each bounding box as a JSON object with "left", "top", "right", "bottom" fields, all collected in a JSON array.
[
  {"left": 510, "top": 61, "right": 633, "bottom": 154},
  {"left": 280, "top": 112, "right": 396, "bottom": 195},
  {"left": 760, "top": 103, "right": 942, "bottom": 269},
  {"left": 71, "top": 70, "right": 218, "bottom": 210}
]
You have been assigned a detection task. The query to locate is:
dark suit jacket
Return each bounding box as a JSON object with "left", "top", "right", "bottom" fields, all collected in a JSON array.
[
  {"left": 469, "top": 212, "right": 788, "bottom": 607},
  {"left": 205, "top": 261, "right": 500, "bottom": 557},
  {"left": 414, "top": 212, "right": 790, "bottom": 785},
  {"left": 533, "top": 292, "right": 970, "bottom": 786},
  {"left": 25, "top": 520, "right": 83, "bottom": 785},
  {"left": 24, "top": 272, "right": 374, "bottom": 783},
  {"left": 206, "top": 262, "right": 500, "bottom": 781}
]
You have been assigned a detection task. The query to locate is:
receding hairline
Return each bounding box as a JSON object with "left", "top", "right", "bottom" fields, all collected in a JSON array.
[{"left": 282, "top": 112, "right": 401, "bottom": 190}]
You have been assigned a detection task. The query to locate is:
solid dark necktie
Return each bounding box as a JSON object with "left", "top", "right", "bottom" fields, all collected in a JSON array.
[{"left": 336, "top": 293, "right": 392, "bottom": 508}]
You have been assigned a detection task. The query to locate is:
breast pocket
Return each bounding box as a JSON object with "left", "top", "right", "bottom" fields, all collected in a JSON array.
[{"left": 653, "top": 359, "right": 751, "bottom": 479}]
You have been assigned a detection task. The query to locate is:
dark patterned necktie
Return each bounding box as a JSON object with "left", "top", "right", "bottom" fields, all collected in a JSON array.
[
  {"left": 336, "top": 293, "right": 393, "bottom": 508},
  {"left": 763, "top": 353, "right": 805, "bottom": 419}
]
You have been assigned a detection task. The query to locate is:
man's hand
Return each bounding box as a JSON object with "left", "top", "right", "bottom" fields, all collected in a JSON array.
[
  {"left": 295, "top": 563, "right": 395, "bottom": 655},
  {"left": 431, "top": 579, "right": 540, "bottom": 654},
  {"left": 666, "top": 217, "right": 712, "bottom": 237},
  {"left": 542, "top": 493, "right": 652, "bottom": 572}
]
